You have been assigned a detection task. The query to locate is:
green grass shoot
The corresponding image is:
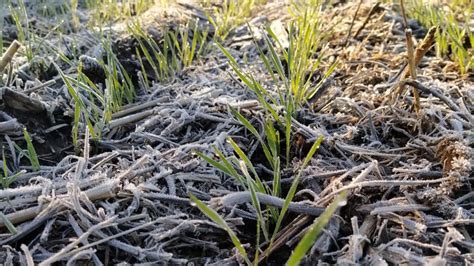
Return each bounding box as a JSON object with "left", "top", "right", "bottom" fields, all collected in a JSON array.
[
  {"left": 267, "top": 135, "right": 324, "bottom": 254},
  {"left": 0, "top": 212, "right": 17, "bottom": 234},
  {"left": 189, "top": 193, "right": 251, "bottom": 265},
  {"left": 0, "top": 150, "right": 24, "bottom": 189},
  {"left": 23, "top": 128, "right": 40, "bottom": 171},
  {"left": 286, "top": 191, "right": 347, "bottom": 265}
]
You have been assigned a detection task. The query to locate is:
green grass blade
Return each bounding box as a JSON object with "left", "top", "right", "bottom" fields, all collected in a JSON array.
[
  {"left": 23, "top": 128, "right": 40, "bottom": 171},
  {"left": 2, "top": 149, "right": 8, "bottom": 177},
  {"left": 216, "top": 42, "right": 253, "bottom": 86},
  {"left": 229, "top": 107, "right": 274, "bottom": 168},
  {"left": 270, "top": 135, "right": 324, "bottom": 246},
  {"left": 306, "top": 60, "right": 338, "bottom": 101},
  {"left": 213, "top": 147, "right": 243, "bottom": 181},
  {"left": 254, "top": 215, "right": 262, "bottom": 265},
  {"left": 196, "top": 148, "right": 245, "bottom": 185},
  {"left": 286, "top": 191, "right": 347, "bottom": 266},
  {"left": 228, "top": 138, "right": 266, "bottom": 192},
  {"left": 197, "top": 27, "right": 209, "bottom": 56},
  {"left": 195, "top": 150, "right": 234, "bottom": 177},
  {"left": 285, "top": 101, "right": 293, "bottom": 167},
  {"left": 0, "top": 212, "right": 17, "bottom": 234},
  {"left": 5, "top": 170, "right": 25, "bottom": 188},
  {"left": 262, "top": 31, "right": 288, "bottom": 90},
  {"left": 189, "top": 193, "right": 251, "bottom": 265},
  {"left": 190, "top": 27, "right": 199, "bottom": 59},
  {"left": 55, "top": 62, "right": 97, "bottom": 145},
  {"left": 249, "top": 24, "right": 278, "bottom": 84},
  {"left": 272, "top": 155, "right": 281, "bottom": 197},
  {"left": 250, "top": 79, "right": 281, "bottom": 122},
  {"left": 239, "top": 161, "right": 269, "bottom": 241},
  {"left": 264, "top": 120, "right": 279, "bottom": 160},
  {"left": 301, "top": 135, "right": 324, "bottom": 167}
]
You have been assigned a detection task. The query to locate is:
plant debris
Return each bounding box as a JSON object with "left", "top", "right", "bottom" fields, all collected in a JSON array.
[{"left": 0, "top": 0, "right": 473, "bottom": 265}]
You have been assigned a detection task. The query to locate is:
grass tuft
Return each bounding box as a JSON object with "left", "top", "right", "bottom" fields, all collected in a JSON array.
[
  {"left": 266, "top": 136, "right": 324, "bottom": 254},
  {"left": 205, "top": 0, "right": 266, "bottom": 40},
  {"left": 129, "top": 21, "right": 209, "bottom": 83}
]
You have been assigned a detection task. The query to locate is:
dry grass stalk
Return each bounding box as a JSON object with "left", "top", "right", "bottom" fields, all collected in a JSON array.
[
  {"left": 0, "top": 40, "right": 21, "bottom": 73},
  {"left": 345, "top": 0, "right": 363, "bottom": 44},
  {"left": 353, "top": 2, "right": 381, "bottom": 40},
  {"left": 392, "top": 26, "right": 438, "bottom": 100},
  {"left": 398, "top": 0, "right": 420, "bottom": 113},
  {"left": 405, "top": 29, "right": 420, "bottom": 113}
]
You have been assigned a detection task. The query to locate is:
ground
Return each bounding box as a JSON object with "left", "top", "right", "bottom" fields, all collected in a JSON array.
[{"left": 0, "top": 0, "right": 473, "bottom": 265}]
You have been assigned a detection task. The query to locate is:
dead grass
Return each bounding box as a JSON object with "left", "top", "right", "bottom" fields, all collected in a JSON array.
[{"left": 0, "top": 0, "right": 473, "bottom": 265}]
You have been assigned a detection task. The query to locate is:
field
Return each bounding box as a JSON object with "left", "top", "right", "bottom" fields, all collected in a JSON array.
[{"left": 0, "top": 0, "right": 473, "bottom": 264}]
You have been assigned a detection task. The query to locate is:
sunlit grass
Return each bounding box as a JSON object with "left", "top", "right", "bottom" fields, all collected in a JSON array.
[
  {"left": 217, "top": 0, "right": 337, "bottom": 167},
  {"left": 404, "top": 0, "right": 473, "bottom": 74},
  {"left": 10, "top": 0, "right": 34, "bottom": 62},
  {"left": 85, "top": 0, "right": 155, "bottom": 26},
  {"left": 205, "top": 0, "right": 267, "bottom": 39}
]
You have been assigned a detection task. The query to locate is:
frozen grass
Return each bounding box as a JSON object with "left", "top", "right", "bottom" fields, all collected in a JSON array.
[
  {"left": 196, "top": 136, "right": 327, "bottom": 264},
  {"left": 0, "top": 0, "right": 472, "bottom": 264}
]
